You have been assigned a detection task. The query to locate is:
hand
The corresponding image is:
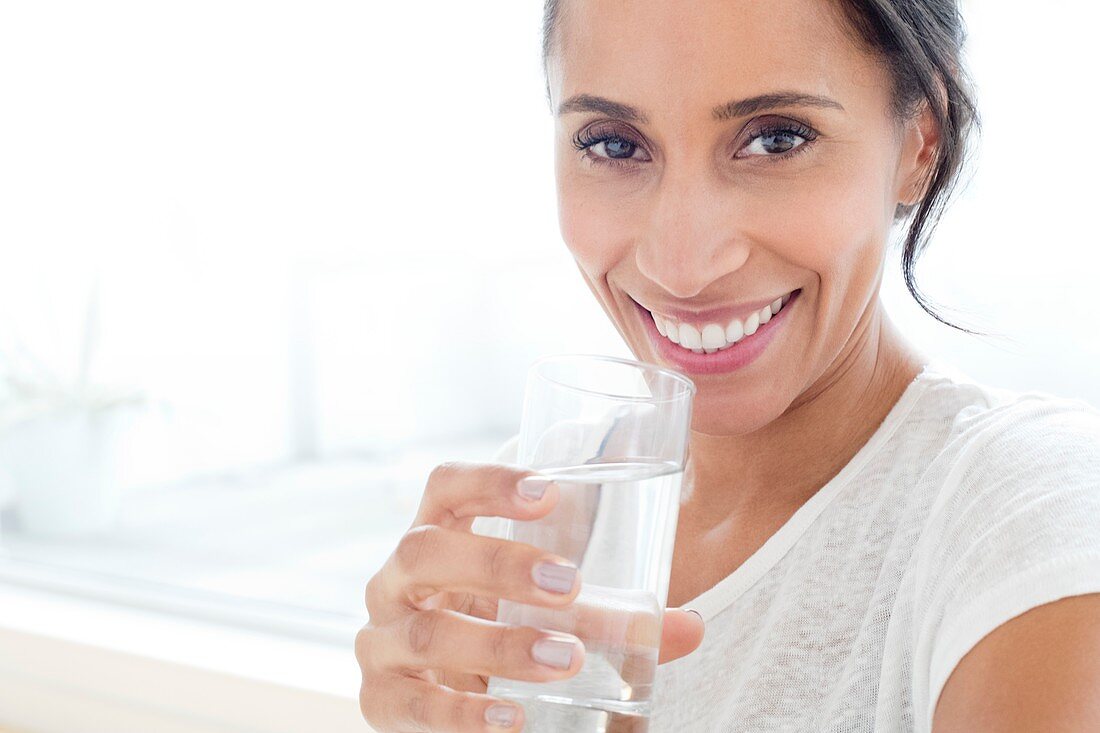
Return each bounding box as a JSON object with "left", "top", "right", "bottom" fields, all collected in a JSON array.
[{"left": 354, "top": 460, "right": 705, "bottom": 732}]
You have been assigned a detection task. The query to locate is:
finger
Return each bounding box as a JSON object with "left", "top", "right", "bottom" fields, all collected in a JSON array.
[
  {"left": 517, "top": 591, "right": 662, "bottom": 652},
  {"left": 360, "top": 672, "right": 526, "bottom": 732},
  {"left": 370, "top": 524, "right": 581, "bottom": 624},
  {"left": 525, "top": 597, "right": 703, "bottom": 660},
  {"left": 559, "top": 604, "right": 703, "bottom": 693},
  {"left": 657, "top": 608, "right": 705, "bottom": 664},
  {"left": 415, "top": 461, "right": 561, "bottom": 529},
  {"left": 494, "top": 598, "right": 702, "bottom": 689},
  {"left": 490, "top": 590, "right": 661, "bottom": 695},
  {"left": 372, "top": 608, "right": 586, "bottom": 682}
]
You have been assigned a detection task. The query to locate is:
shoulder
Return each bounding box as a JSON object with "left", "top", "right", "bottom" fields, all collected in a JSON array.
[
  {"left": 916, "top": 358, "right": 1100, "bottom": 439},
  {"left": 915, "top": 366, "right": 1100, "bottom": 586},
  {"left": 912, "top": 362, "right": 1100, "bottom": 499},
  {"left": 883, "top": 361, "right": 1100, "bottom": 519},
  {"left": 906, "top": 365, "right": 1100, "bottom": 729}
]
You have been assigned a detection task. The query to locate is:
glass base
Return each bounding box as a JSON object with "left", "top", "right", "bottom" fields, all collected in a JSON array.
[{"left": 496, "top": 692, "right": 650, "bottom": 733}]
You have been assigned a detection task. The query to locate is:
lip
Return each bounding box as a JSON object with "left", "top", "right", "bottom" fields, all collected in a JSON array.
[
  {"left": 634, "top": 288, "right": 801, "bottom": 376},
  {"left": 639, "top": 290, "right": 796, "bottom": 329}
]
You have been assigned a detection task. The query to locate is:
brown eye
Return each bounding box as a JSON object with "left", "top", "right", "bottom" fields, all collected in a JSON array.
[
  {"left": 735, "top": 119, "right": 818, "bottom": 160},
  {"left": 571, "top": 126, "right": 651, "bottom": 168},
  {"left": 741, "top": 130, "right": 806, "bottom": 156},
  {"left": 601, "top": 137, "right": 637, "bottom": 159},
  {"left": 758, "top": 131, "right": 799, "bottom": 154}
]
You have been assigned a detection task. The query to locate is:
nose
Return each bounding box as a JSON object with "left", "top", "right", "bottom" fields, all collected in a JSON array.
[{"left": 634, "top": 166, "right": 750, "bottom": 299}]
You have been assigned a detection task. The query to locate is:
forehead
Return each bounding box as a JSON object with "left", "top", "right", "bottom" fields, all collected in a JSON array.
[{"left": 553, "top": 0, "right": 884, "bottom": 121}]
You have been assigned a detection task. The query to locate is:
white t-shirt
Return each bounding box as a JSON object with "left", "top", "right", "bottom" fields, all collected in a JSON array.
[{"left": 472, "top": 359, "right": 1100, "bottom": 732}]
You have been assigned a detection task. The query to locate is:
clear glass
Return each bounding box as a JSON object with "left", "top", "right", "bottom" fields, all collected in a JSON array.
[{"left": 487, "top": 353, "right": 696, "bottom": 732}]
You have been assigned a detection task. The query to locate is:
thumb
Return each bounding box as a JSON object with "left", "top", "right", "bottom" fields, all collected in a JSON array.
[{"left": 657, "top": 607, "right": 705, "bottom": 665}]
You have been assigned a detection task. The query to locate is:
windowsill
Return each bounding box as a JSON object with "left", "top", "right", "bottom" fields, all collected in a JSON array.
[
  {"left": 0, "top": 438, "right": 513, "bottom": 732},
  {"left": 0, "top": 576, "right": 370, "bottom": 733}
]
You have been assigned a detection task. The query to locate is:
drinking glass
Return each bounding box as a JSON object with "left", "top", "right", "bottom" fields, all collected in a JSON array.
[{"left": 487, "top": 353, "right": 696, "bottom": 732}]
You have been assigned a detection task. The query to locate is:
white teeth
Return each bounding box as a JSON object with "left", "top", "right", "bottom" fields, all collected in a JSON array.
[
  {"left": 678, "top": 323, "right": 702, "bottom": 349},
  {"left": 743, "top": 311, "right": 759, "bottom": 336},
  {"left": 650, "top": 289, "right": 796, "bottom": 354},
  {"left": 667, "top": 321, "right": 681, "bottom": 344},
  {"left": 725, "top": 318, "right": 744, "bottom": 344},
  {"left": 700, "top": 323, "right": 726, "bottom": 349}
]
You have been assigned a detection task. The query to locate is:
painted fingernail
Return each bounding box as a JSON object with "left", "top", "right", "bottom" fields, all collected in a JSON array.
[
  {"left": 532, "top": 561, "right": 577, "bottom": 593},
  {"left": 516, "top": 475, "right": 554, "bottom": 500},
  {"left": 532, "top": 635, "right": 579, "bottom": 669},
  {"left": 485, "top": 703, "right": 518, "bottom": 727}
]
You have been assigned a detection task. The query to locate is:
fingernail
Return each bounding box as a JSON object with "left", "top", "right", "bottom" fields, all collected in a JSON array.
[
  {"left": 516, "top": 475, "right": 554, "bottom": 500},
  {"left": 532, "top": 635, "right": 579, "bottom": 669},
  {"left": 685, "top": 608, "right": 703, "bottom": 622},
  {"left": 532, "top": 561, "right": 577, "bottom": 593},
  {"left": 485, "top": 703, "right": 518, "bottom": 727}
]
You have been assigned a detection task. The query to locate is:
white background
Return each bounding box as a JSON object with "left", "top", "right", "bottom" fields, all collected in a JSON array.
[
  {"left": 0, "top": 1, "right": 1097, "bottom": 596},
  {"left": 2, "top": 6, "right": 1095, "bottom": 733}
]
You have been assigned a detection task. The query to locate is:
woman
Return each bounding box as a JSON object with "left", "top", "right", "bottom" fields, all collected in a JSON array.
[{"left": 355, "top": 0, "right": 1100, "bottom": 730}]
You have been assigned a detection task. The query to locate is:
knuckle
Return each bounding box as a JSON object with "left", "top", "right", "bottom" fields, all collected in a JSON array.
[
  {"left": 489, "top": 624, "right": 512, "bottom": 670},
  {"left": 395, "top": 524, "right": 435, "bottom": 576},
  {"left": 448, "top": 694, "right": 468, "bottom": 729},
  {"left": 354, "top": 625, "right": 373, "bottom": 667},
  {"left": 364, "top": 573, "right": 383, "bottom": 614},
  {"left": 406, "top": 609, "right": 443, "bottom": 658},
  {"left": 407, "top": 691, "right": 431, "bottom": 727},
  {"left": 483, "top": 539, "right": 513, "bottom": 582},
  {"left": 358, "top": 679, "right": 370, "bottom": 721},
  {"left": 427, "top": 460, "right": 463, "bottom": 486},
  {"left": 358, "top": 674, "right": 385, "bottom": 727}
]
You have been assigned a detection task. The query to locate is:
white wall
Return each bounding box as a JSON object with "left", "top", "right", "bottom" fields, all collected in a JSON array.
[
  {"left": 0, "top": 1, "right": 1096, "bottom": 490},
  {"left": 882, "top": 1, "right": 1100, "bottom": 405}
]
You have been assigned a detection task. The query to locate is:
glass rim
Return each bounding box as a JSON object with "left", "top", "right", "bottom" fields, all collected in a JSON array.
[{"left": 528, "top": 352, "right": 697, "bottom": 403}]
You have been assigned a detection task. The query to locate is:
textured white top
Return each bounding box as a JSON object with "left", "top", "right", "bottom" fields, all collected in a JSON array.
[{"left": 472, "top": 359, "right": 1100, "bottom": 731}]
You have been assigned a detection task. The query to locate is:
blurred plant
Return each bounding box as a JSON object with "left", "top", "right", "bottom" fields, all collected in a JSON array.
[{"left": 0, "top": 276, "right": 145, "bottom": 431}]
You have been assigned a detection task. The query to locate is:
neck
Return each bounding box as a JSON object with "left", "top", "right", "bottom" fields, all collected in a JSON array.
[{"left": 681, "top": 298, "right": 926, "bottom": 531}]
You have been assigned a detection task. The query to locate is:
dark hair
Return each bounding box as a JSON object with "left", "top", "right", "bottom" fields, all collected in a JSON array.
[{"left": 540, "top": 0, "right": 986, "bottom": 336}]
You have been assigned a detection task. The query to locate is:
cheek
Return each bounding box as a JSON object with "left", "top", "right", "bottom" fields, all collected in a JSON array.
[
  {"left": 752, "top": 151, "right": 893, "bottom": 291},
  {"left": 555, "top": 158, "right": 637, "bottom": 275}
]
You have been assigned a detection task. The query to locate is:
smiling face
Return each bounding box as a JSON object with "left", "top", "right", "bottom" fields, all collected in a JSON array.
[{"left": 547, "top": 0, "right": 934, "bottom": 435}]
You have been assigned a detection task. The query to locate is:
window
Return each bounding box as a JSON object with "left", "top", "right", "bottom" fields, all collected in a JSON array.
[
  {"left": 0, "top": 1, "right": 627, "bottom": 639},
  {"left": 0, "top": 1, "right": 1097, "bottom": 729}
]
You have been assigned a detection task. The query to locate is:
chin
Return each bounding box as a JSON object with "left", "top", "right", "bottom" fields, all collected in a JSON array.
[
  {"left": 624, "top": 329, "right": 796, "bottom": 436},
  {"left": 688, "top": 385, "right": 786, "bottom": 436}
]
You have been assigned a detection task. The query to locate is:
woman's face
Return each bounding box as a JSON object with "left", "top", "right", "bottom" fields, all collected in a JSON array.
[{"left": 548, "top": 0, "right": 933, "bottom": 434}]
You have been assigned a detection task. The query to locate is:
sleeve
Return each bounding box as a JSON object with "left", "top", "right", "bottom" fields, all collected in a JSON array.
[
  {"left": 470, "top": 434, "right": 520, "bottom": 540},
  {"left": 913, "top": 394, "right": 1100, "bottom": 730}
]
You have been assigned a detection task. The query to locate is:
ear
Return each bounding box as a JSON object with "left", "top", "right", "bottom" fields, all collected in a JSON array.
[{"left": 897, "top": 93, "right": 944, "bottom": 209}]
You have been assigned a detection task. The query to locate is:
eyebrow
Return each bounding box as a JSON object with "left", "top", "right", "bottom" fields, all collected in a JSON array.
[{"left": 557, "top": 91, "right": 845, "bottom": 124}]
